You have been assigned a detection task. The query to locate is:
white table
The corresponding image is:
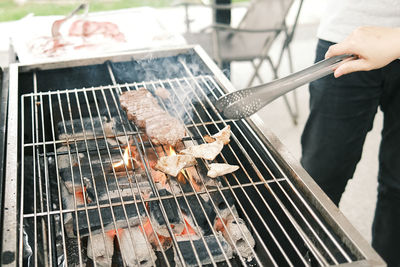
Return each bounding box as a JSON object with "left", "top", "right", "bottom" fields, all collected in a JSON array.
[{"left": 11, "top": 7, "right": 187, "bottom": 64}]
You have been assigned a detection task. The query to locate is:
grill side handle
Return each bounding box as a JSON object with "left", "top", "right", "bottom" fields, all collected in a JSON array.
[{"left": 2, "top": 64, "right": 19, "bottom": 267}]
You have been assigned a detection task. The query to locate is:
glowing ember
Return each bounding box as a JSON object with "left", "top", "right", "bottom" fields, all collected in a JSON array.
[
  {"left": 177, "top": 171, "right": 187, "bottom": 184},
  {"left": 107, "top": 228, "right": 124, "bottom": 238},
  {"left": 179, "top": 217, "right": 197, "bottom": 236},
  {"left": 215, "top": 217, "right": 227, "bottom": 232},
  {"left": 140, "top": 218, "right": 172, "bottom": 250},
  {"left": 140, "top": 218, "right": 154, "bottom": 238},
  {"left": 113, "top": 144, "right": 134, "bottom": 170},
  {"left": 167, "top": 145, "right": 201, "bottom": 191},
  {"left": 75, "top": 186, "right": 87, "bottom": 204}
]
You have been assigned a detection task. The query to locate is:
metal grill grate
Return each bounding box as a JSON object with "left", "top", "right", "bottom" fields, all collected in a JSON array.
[{"left": 18, "top": 60, "right": 359, "bottom": 267}]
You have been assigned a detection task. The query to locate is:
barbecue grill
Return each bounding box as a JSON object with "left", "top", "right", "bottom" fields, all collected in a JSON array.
[{"left": 1, "top": 45, "right": 385, "bottom": 266}]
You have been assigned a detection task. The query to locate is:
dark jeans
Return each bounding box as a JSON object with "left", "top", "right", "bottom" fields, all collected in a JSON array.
[
  {"left": 301, "top": 39, "right": 400, "bottom": 267},
  {"left": 215, "top": 0, "right": 231, "bottom": 78}
]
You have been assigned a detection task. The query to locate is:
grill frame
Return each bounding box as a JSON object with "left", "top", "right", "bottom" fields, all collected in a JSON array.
[{"left": 2, "top": 45, "right": 385, "bottom": 266}]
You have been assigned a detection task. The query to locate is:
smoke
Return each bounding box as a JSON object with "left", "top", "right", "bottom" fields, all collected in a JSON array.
[{"left": 108, "top": 52, "right": 213, "bottom": 129}]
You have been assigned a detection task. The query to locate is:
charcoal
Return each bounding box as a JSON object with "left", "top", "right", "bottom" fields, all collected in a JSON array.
[
  {"left": 73, "top": 199, "right": 146, "bottom": 236},
  {"left": 61, "top": 182, "right": 85, "bottom": 237},
  {"left": 59, "top": 166, "right": 93, "bottom": 194},
  {"left": 222, "top": 218, "right": 255, "bottom": 259},
  {"left": 209, "top": 190, "right": 235, "bottom": 211},
  {"left": 154, "top": 248, "right": 175, "bottom": 267},
  {"left": 87, "top": 232, "right": 114, "bottom": 267},
  {"left": 87, "top": 173, "right": 151, "bottom": 202},
  {"left": 66, "top": 237, "right": 87, "bottom": 266},
  {"left": 178, "top": 195, "right": 215, "bottom": 235},
  {"left": 59, "top": 161, "right": 147, "bottom": 196},
  {"left": 57, "top": 116, "right": 127, "bottom": 142},
  {"left": 59, "top": 138, "right": 129, "bottom": 156},
  {"left": 149, "top": 189, "right": 185, "bottom": 236},
  {"left": 174, "top": 234, "right": 232, "bottom": 266},
  {"left": 119, "top": 226, "right": 156, "bottom": 267}
]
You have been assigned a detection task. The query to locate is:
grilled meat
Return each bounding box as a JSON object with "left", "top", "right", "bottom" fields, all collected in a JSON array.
[
  {"left": 146, "top": 115, "right": 186, "bottom": 146},
  {"left": 181, "top": 140, "right": 224, "bottom": 161},
  {"left": 155, "top": 154, "right": 197, "bottom": 177},
  {"left": 204, "top": 125, "right": 231, "bottom": 145},
  {"left": 120, "top": 88, "right": 186, "bottom": 146},
  {"left": 207, "top": 163, "right": 239, "bottom": 178}
]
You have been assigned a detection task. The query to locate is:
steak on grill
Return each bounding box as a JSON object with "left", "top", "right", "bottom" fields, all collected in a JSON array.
[{"left": 120, "top": 88, "right": 186, "bottom": 146}]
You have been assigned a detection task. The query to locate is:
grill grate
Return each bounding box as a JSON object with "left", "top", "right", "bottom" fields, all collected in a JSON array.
[{"left": 18, "top": 59, "right": 359, "bottom": 267}]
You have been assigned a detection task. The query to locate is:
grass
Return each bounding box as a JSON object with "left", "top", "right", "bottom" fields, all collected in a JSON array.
[{"left": 0, "top": 0, "right": 246, "bottom": 22}]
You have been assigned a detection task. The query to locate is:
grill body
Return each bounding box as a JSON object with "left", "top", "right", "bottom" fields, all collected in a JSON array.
[{"left": 1, "top": 46, "right": 385, "bottom": 266}]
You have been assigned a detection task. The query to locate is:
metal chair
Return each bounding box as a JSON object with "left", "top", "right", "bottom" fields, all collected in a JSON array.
[{"left": 182, "top": 0, "right": 304, "bottom": 125}]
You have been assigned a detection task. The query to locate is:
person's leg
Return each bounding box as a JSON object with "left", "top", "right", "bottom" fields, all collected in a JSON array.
[
  {"left": 372, "top": 59, "right": 400, "bottom": 267},
  {"left": 215, "top": 0, "right": 231, "bottom": 25},
  {"left": 300, "top": 39, "right": 382, "bottom": 206},
  {"left": 215, "top": 0, "right": 231, "bottom": 78}
]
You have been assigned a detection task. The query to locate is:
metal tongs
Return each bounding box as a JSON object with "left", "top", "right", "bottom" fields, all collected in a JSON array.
[{"left": 215, "top": 54, "right": 354, "bottom": 119}]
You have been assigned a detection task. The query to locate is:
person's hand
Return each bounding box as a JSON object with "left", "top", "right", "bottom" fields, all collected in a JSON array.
[{"left": 325, "top": 26, "right": 400, "bottom": 77}]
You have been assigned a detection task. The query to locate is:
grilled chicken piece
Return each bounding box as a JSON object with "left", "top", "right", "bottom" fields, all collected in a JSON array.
[
  {"left": 181, "top": 140, "right": 224, "bottom": 161},
  {"left": 155, "top": 155, "right": 197, "bottom": 177},
  {"left": 207, "top": 163, "right": 239, "bottom": 178},
  {"left": 204, "top": 125, "right": 231, "bottom": 145},
  {"left": 87, "top": 232, "right": 114, "bottom": 267},
  {"left": 120, "top": 88, "right": 186, "bottom": 146}
]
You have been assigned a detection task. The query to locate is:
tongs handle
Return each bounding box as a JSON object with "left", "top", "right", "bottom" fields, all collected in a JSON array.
[
  {"left": 215, "top": 54, "right": 354, "bottom": 120},
  {"left": 254, "top": 54, "right": 353, "bottom": 97}
]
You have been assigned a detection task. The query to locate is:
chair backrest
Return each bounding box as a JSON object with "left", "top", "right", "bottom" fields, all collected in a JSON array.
[
  {"left": 228, "top": 0, "right": 295, "bottom": 56},
  {"left": 238, "top": 0, "right": 294, "bottom": 29}
]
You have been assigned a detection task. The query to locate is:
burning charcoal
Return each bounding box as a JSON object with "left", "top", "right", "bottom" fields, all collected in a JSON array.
[
  {"left": 59, "top": 159, "right": 138, "bottom": 197},
  {"left": 175, "top": 166, "right": 204, "bottom": 193},
  {"left": 87, "top": 232, "right": 114, "bottom": 267},
  {"left": 73, "top": 199, "right": 146, "bottom": 236},
  {"left": 119, "top": 227, "right": 156, "bottom": 267},
  {"left": 140, "top": 217, "right": 173, "bottom": 252},
  {"left": 181, "top": 140, "right": 224, "bottom": 161},
  {"left": 56, "top": 146, "right": 83, "bottom": 170},
  {"left": 57, "top": 116, "right": 127, "bottom": 145},
  {"left": 87, "top": 173, "right": 151, "bottom": 202},
  {"left": 178, "top": 195, "right": 216, "bottom": 236},
  {"left": 61, "top": 182, "right": 86, "bottom": 237},
  {"left": 59, "top": 166, "right": 93, "bottom": 195},
  {"left": 174, "top": 234, "right": 232, "bottom": 266},
  {"left": 149, "top": 189, "right": 185, "bottom": 236},
  {"left": 222, "top": 218, "right": 255, "bottom": 259}
]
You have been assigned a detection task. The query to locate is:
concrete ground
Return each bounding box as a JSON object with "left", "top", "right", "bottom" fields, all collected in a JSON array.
[{"left": 0, "top": 0, "right": 380, "bottom": 244}]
